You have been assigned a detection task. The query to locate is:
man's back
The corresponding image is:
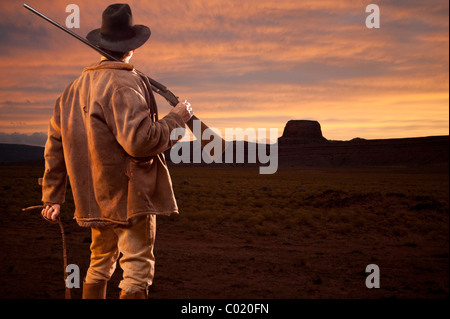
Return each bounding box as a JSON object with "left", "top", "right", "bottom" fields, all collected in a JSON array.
[{"left": 43, "top": 61, "right": 185, "bottom": 226}]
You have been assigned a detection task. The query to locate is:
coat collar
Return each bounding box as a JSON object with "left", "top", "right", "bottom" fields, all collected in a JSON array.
[{"left": 83, "top": 61, "right": 134, "bottom": 72}]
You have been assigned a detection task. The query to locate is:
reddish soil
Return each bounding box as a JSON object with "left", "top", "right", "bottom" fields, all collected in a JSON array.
[
  {"left": 0, "top": 165, "right": 448, "bottom": 301},
  {"left": 1, "top": 200, "right": 448, "bottom": 300}
]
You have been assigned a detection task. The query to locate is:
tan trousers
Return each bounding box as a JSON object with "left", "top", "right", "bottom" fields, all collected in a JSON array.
[{"left": 85, "top": 214, "right": 156, "bottom": 294}]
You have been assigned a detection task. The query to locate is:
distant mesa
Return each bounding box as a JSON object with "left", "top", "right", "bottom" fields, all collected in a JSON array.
[
  {"left": 280, "top": 120, "right": 328, "bottom": 143},
  {"left": 277, "top": 120, "right": 448, "bottom": 167}
]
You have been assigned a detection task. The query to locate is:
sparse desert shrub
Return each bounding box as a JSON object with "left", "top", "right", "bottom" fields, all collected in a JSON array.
[
  {"left": 253, "top": 223, "right": 280, "bottom": 236},
  {"left": 333, "top": 222, "right": 353, "bottom": 234},
  {"left": 392, "top": 225, "right": 408, "bottom": 237}
]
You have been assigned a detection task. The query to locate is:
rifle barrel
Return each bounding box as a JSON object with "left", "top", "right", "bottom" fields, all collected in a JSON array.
[
  {"left": 23, "top": 3, "right": 227, "bottom": 160},
  {"left": 23, "top": 3, "right": 179, "bottom": 106},
  {"left": 24, "top": 4, "right": 116, "bottom": 61}
]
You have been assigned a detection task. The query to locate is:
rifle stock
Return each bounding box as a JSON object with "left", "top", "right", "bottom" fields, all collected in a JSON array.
[{"left": 23, "top": 3, "right": 226, "bottom": 161}]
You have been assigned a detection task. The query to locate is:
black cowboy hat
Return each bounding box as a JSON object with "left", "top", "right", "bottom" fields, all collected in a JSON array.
[{"left": 86, "top": 3, "right": 150, "bottom": 52}]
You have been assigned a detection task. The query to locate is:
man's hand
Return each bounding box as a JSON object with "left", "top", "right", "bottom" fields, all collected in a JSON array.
[
  {"left": 41, "top": 204, "right": 61, "bottom": 221},
  {"left": 170, "top": 98, "right": 194, "bottom": 122}
]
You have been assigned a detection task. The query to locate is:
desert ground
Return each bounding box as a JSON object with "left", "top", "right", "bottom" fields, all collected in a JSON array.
[{"left": 0, "top": 163, "right": 448, "bottom": 300}]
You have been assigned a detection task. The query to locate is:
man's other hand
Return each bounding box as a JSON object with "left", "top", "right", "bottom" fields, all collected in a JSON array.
[
  {"left": 41, "top": 204, "right": 61, "bottom": 221},
  {"left": 170, "top": 98, "right": 194, "bottom": 122}
]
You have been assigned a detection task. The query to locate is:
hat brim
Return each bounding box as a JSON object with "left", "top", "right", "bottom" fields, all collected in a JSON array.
[{"left": 86, "top": 25, "right": 151, "bottom": 52}]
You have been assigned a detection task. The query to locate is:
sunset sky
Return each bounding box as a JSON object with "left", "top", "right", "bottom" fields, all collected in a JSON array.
[{"left": 0, "top": 0, "right": 448, "bottom": 145}]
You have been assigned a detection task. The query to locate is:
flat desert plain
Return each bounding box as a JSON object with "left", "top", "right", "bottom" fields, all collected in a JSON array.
[{"left": 0, "top": 164, "right": 448, "bottom": 299}]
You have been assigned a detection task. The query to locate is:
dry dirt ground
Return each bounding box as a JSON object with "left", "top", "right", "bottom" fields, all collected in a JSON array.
[{"left": 0, "top": 164, "right": 448, "bottom": 301}]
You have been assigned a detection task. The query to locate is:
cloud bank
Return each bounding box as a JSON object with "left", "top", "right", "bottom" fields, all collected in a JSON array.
[{"left": 0, "top": 131, "right": 47, "bottom": 146}]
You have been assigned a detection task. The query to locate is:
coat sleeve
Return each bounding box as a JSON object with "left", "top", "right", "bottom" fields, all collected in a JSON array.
[
  {"left": 105, "top": 86, "right": 186, "bottom": 158},
  {"left": 41, "top": 96, "right": 68, "bottom": 205}
]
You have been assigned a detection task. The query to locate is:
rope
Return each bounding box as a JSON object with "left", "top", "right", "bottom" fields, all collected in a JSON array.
[{"left": 22, "top": 205, "right": 71, "bottom": 299}]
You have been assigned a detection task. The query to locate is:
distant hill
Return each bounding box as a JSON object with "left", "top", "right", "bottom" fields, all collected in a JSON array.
[
  {"left": 277, "top": 135, "right": 449, "bottom": 167},
  {"left": 0, "top": 143, "right": 44, "bottom": 163},
  {"left": 1, "top": 119, "right": 449, "bottom": 168}
]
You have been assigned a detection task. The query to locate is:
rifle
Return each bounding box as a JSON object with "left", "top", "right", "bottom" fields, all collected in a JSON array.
[{"left": 24, "top": 3, "right": 225, "bottom": 160}]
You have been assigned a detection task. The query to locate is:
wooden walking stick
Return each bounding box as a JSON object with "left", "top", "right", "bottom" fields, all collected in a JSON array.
[{"left": 21, "top": 205, "right": 71, "bottom": 299}]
